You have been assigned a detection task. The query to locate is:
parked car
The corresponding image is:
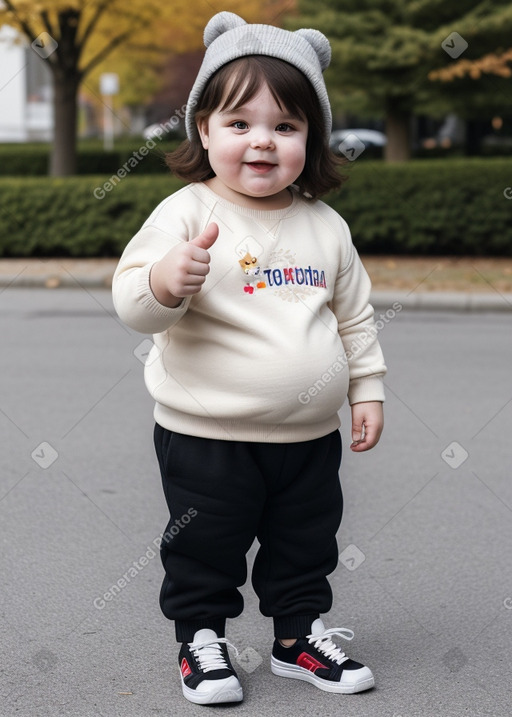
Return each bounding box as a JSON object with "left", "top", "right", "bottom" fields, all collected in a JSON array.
[
  {"left": 142, "top": 121, "right": 184, "bottom": 141},
  {"left": 329, "top": 129, "right": 387, "bottom": 155}
]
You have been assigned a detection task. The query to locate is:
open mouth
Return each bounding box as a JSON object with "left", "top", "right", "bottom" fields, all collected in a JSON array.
[{"left": 246, "top": 161, "right": 276, "bottom": 173}]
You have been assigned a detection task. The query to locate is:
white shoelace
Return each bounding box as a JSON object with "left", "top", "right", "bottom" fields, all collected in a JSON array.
[
  {"left": 189, "top": 637, "right": 239, "bottom": 673},
  {"left": 306, "top": 627, "right": 355, "bottom": 666}
]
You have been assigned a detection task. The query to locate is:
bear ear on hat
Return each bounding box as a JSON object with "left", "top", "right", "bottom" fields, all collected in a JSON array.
[
  {"left": 204, "top": 11, "right": 247, "bottom": 47},
  {"left": 295, "top": 28, "right": 331, "bottom": 71}
]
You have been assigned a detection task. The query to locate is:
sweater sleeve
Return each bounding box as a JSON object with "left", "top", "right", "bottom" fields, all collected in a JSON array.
[
  {"left": 331, "top": 217, "right": 387, "bottom": 404},
  {"left": 112, "top": 224, "right": 191, "bottom": 335}
]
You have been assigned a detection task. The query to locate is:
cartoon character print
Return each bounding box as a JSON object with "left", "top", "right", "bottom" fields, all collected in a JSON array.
[{"left": 236, "top": 239, "right": 267, "bottom": 294}]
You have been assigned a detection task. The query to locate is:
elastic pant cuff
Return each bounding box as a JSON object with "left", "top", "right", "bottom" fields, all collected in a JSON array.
[
  {"left": 175, "top": 618, "right": 226, "bottom": 643},
  {"left": 273, "top": 614, "right": 319, "bottom": 639}
]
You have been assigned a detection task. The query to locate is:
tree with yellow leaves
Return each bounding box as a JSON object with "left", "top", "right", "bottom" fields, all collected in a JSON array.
[
  {"left": 429, "top": 49, "right": 512, "bottom": 81},
  {"left": 0, "top": 1, "right": 288, "bottom": 175}
]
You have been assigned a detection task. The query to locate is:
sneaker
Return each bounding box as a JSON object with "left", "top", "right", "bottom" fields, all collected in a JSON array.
[
  {"left": 271, "top": 618, "right": 374, "bottom": 694},
  {"left": 178, "top": 628, "right": 243, "bottom": 705}
]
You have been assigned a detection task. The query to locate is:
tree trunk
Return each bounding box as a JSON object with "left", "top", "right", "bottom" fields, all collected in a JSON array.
[
  {"left": 50, "top": 69, "right": 80, "bottom": 176},
  {"left": 384, "top": 102, "right": 411, "bottom": 162},
  {"left": 464, "top": 119, "right": 489, "bottom": 156}
]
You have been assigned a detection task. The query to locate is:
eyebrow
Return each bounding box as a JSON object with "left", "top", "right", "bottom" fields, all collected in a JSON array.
[{"left": 219, "top": 107, "right": 304, "bottom": 122}]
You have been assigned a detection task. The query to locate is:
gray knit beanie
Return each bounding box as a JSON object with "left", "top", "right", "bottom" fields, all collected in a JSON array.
[{"left": 185, "top": 11, "right": 332, "bottom": 141}]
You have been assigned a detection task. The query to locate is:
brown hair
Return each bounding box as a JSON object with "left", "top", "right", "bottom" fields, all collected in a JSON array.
[{"left": 165, "top": 56, "right": 346, "bottom": 199}]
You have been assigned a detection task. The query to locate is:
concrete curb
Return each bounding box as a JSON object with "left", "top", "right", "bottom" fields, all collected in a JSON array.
[
  {"left": 371, "top": 290, "right": 512, "bottom": 312},
  {"left": 1, "top": 272, "right": 512, "bottom": 311},
  {"left": 0, "top": 272, "right": 114, "bottom": 290}
]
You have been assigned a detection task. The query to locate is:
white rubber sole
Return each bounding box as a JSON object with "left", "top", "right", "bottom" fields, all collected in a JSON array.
[
  {"left": 271, "top": 656, "right": 375, "bottom": 694},
  {"left": 181, "top": 675, "right": 243, "bottom": 705}
]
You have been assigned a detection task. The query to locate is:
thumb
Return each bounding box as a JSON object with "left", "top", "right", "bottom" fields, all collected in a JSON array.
[
  {"left": 351, "top": 419, "right": 365, "bottom": 445},
  {"left": 191, "top": 223, "right": 219, "bottom": 251}
]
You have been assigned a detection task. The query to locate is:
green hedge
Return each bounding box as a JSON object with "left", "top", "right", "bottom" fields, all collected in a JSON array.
[
  {"left": 0, "top": 140, "right": 180, "bottom": 176},
  {"left": 0, "top": 159, "right": 510, "bottom": 257},
  {"left": 329, "top": 158, "right": 512, "bottom": 255},
  {"left": 2, "top": 140, "right": 512, "bottom": 177},
  {"left": 0, "top": 175, "right": 182, "bottom": 257}
]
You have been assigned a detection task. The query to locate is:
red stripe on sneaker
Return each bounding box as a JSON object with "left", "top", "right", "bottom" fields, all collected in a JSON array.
[
  {"left": 180, "top": 658, "right": 192, "bottom": 678},
  {"left": 297, "top": 652, "right": 328, "bottom": 673}
]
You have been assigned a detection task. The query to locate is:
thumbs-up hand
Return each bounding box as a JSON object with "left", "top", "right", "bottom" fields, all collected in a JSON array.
[
  {"left": 150, "top": 223, "right": 219, "bottom": 308},
  {"left": 190, "top": 222, "right": 219, "bottom": 251}
]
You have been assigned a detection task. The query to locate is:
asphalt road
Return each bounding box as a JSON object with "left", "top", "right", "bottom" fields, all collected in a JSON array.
[{"left": 1, "top": 288, "right": 511, "bottom": 717}]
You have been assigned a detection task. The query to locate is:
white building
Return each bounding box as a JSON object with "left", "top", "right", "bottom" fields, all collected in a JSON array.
[{"left": 0, "top": 25, "right": 53, "bottom": 141}]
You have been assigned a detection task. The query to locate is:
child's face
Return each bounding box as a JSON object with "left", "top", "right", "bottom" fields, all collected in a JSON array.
[{"left": 197, "top": 83, "right": 308, "bottom": 209}]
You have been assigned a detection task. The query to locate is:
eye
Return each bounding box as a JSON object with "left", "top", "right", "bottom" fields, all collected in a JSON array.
[
  {"left": 276, "top": 123, "right": 294, "bottom": 133},
  {"left": 232, "top": 121, "right": 248, "bottom": 130}
]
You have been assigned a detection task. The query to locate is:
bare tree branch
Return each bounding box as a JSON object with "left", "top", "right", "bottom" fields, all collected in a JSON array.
[
  {"left": 40, "top": 9, "right": 55, "bottom": 38},
  {"left": 77, "top": 0, "right": 110, "bottom": 53},
  {"left": 2, "top": 0, "right": 40, "bottom": 44},
  {"left": 80, "top": 27, "right": 136, "bottom": 77}
]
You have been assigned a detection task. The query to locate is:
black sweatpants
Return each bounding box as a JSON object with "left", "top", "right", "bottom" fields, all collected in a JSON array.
[{"left": 153, "top": 424, "right": 343, "bottom": 643}]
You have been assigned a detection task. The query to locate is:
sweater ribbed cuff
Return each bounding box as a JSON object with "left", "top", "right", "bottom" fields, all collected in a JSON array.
[
  {"left": 138, "top": 263, "right": 189, "bottom": 319},
  {"left": 348, "top": 374, "right": 386, "bottom": 405}
]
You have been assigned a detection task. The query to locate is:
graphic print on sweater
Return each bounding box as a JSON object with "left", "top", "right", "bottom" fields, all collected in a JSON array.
[
  {"left": 235, "top": 239, "right": 327, "bottom": 301},
  {"left": 236, "top": 236, "right": 267, "bottom": 295}
]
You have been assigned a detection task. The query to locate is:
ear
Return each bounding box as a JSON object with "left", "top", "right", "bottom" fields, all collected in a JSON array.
[
  {"left": 295, "top": 28, "right": 331, "bottom": 71},
  {"left": 204, "top": 12, "right": 246, "bottom": 47},
  {"left": 196, "top": 117, "right": 209, "bottom": 150}
]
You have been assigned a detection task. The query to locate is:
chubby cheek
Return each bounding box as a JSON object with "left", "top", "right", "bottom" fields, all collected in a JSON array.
[
  {"left": 216, "top": 143, "right": 244, "bottom": 166},
  {"left": 288, "top": 142, "right": 307, "bottom": 177},
  {"left": 207, "top": 134, "right": 243, "bottom": 166}
]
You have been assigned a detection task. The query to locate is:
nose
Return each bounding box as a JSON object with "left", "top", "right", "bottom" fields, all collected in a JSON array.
[{"left": 250, "top": 130, "right": 275, "bottom": 150}]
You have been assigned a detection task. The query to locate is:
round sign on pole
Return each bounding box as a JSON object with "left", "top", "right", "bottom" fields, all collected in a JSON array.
[
  {"left": 100, "top": 73, "right": 119, "bottom": 96},
  {"left": 100, "top": 73, "right": 119, "bottom": 151}
]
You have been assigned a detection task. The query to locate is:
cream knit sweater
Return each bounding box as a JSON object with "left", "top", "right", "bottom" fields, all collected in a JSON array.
[{"left": 113, "top": 182, "right": 386, "bottom": 442}]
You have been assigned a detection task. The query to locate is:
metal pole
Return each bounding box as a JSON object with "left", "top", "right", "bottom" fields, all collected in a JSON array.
[{"left": 103, "top": 94, "right": 114, "bottom": 151}]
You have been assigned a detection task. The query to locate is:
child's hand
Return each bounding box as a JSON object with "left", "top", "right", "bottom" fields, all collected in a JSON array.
[
  {"left": 350, "top": 401, "right": 384, "bottom": 452},
  {"left": 150, "top": 223, "right": 219, "bottom": 308}
]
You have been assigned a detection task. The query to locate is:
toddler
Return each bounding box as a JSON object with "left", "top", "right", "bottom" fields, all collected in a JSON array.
[{"left": 113, "top": 11, "right": 386, "bottom": 706}]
